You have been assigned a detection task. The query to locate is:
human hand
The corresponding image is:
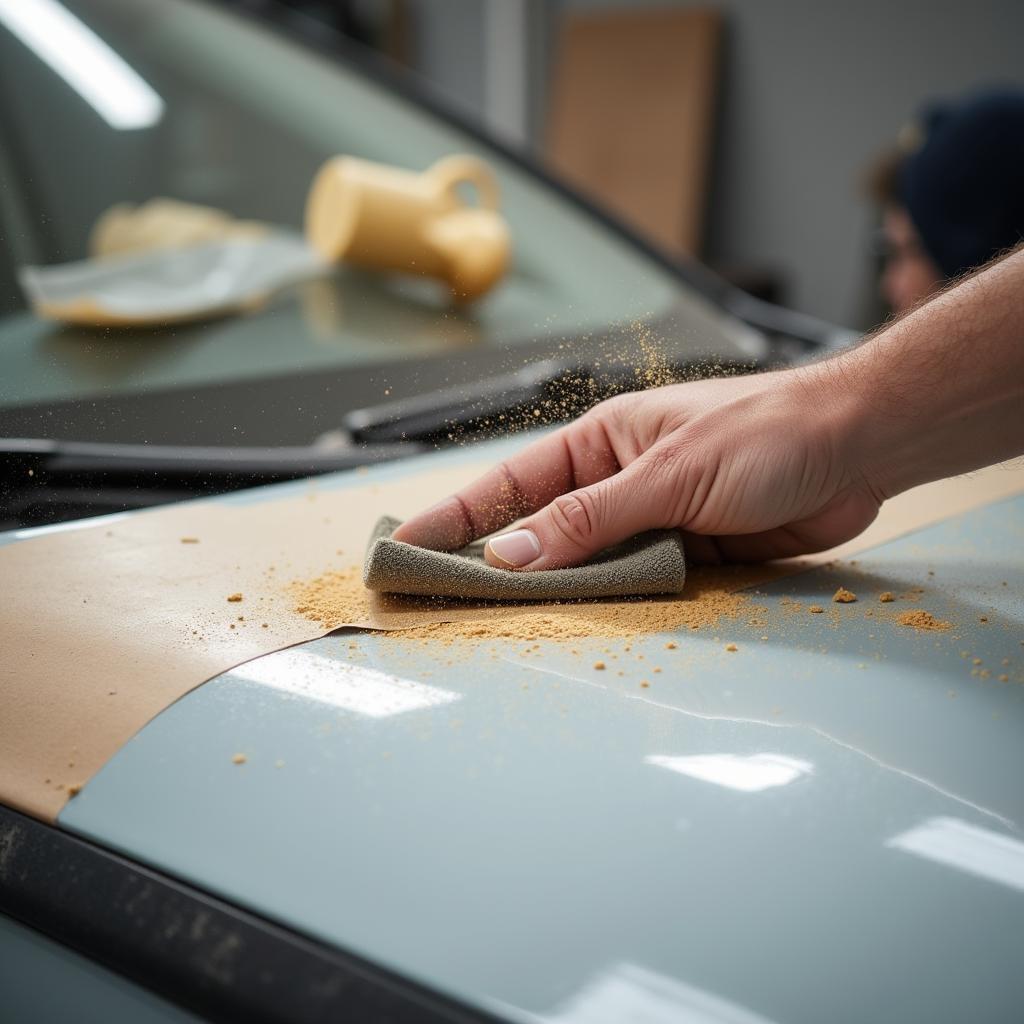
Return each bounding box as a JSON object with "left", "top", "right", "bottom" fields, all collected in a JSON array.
[{"left": 391, "top": 368, "right": 883, "bottom": 568}]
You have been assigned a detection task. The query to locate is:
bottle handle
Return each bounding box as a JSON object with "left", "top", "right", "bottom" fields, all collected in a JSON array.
[{"left": 427, "top": 154, "right": 501, "bottom": 211}]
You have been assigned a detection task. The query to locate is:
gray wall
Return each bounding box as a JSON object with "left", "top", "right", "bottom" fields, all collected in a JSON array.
[
  {"left": 698, "top": 0, "right": 1024, "bottom": 327},
  {"left": 408, "top": 0, "right": 1024, "bottom": 329}
]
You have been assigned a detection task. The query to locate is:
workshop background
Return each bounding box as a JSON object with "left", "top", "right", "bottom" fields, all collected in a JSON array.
[{"left": 226, "top": 0, "right": 1024, "bottom": 330}]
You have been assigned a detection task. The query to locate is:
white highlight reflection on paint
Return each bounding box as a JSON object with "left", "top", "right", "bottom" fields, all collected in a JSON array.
[
  {"left": 232, "top": 649, "right": 460, "bottom": 718},
  {"left": 645, "top": 753, "right": 813, "bottom": 793},
  {"left": 0, "top": 0, "right": 164, "bottom": 129},
  {"left": 545, "top": 962, "right": 778, "bottom": 1024},
  {"left": 887, "top": 816, "right": 1024, "bottom": 894}
]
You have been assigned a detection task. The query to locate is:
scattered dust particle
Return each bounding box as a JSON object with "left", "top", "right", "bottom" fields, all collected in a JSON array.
[
  {"left": 809, "top": 605, "right": 824, "bottom": 614},
  {"left": 108, "top": 690, "right": 117, "bottom": 696},
  {"left": 665, "top": 642, "right": 677, "bottom": 650},
  {"left": 725, "top": 643, "right": 738, "bottom": 652},
  {"left": 879, "top": 592, "right": 895, "bottom": 603},
  {"left": 67, "top": 761, "right": 74, "bottom": 768},
  {"left": 979, "top": 616, "right": 988, "bottom": 623},
  {"left": 980, "top": 669, "right": 991, "bottom": 679},
  {"left": 232, "top": 753, "right": 247, "bottom": 765},
  {"left": 180, "top": 537, "right": 199, "bottom": 544},
  {"left": 760, "top": 635, "right": 769, "bottom": 641},
  {"left": 67, "top": 784, "right": 81, "bottom": 798},
  {"left": 972, "top": 657, "right": 983, "bottom": 665},
  {"left": 274, "top": 759, "right": 285, "bottom": 768},
  {"left": 1002, "top": 658, "right": 1010, "bottom": 666},
  {"left": 640, "top": 680, "right": 650, "bottom": 688},
  {"left": 237, "top": 616, "right": 244, "bottom": 622},
  {"left": 948, "top": 689, "right": 957, "bottom": 698},
  {"left": 653, "top": 667, "right": 662, "bottom": 674},
  {"left": 928, "top": 570, "right": 935, "bottom": 576},
  {"left": 833, "top": 588, "right": 857, "bottom": 603},
  {"left": 897, "top": 610, "right": 953, "bottom": 632},
  {"left": 593, "top": 661, "right": 606, "bottom": 670},
  {"left": 227, "top": 593, "right": 243, "bottom": 602},
  {"left": 262, "top": 623, "right": 269, "bottom": 629},
  {"left": 960, "top": 650, "right": 969, "bottom": 658},
  {"left": 229, "top": 624, "right": 236, "bottom": 629},
  {"left": 288, "top": 562, "right": 771, "bottom": 641},
  {"left": 998, "top": 674, "right": 1010, "bottom": 683}
]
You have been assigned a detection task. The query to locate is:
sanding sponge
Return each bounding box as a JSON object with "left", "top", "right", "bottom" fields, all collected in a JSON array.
[{"left": 363, "top": 516, "right": 686, "bottom": 600}]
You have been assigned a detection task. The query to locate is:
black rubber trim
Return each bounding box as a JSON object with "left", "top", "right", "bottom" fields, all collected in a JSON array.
[{"left": 0, "top": 803, "right": 503, "bottom": 1024}]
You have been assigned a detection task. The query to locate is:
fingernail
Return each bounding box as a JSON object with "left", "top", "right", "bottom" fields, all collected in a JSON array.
[{"left": 486, "top": 529, "right": 541, "bottom": 568}]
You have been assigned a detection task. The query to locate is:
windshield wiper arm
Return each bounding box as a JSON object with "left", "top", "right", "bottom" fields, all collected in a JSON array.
[{"left": 1, "top": 437, "right": 422, "bottom": 505}]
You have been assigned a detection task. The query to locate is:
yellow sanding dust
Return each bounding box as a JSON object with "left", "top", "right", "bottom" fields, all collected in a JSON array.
[
  {"left": 288, "top": 562, "right": 776, "bottom": 641},
  {"left": 897, "top": 610, "right": 953, "bottom": 632}
]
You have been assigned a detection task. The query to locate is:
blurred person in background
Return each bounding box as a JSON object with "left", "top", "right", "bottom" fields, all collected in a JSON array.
[{"left": 869, "top": 87, "right": 1024, "bottom": 315}]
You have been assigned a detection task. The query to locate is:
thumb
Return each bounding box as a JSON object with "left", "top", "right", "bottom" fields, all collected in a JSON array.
[{"left": 484, "top": 458, "right": 668, "bottom": 571}]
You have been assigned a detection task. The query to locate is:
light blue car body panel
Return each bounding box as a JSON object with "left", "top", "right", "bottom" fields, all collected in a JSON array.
[{"left": 6, "top": 438, "right": 1023, "bottom": 1022}]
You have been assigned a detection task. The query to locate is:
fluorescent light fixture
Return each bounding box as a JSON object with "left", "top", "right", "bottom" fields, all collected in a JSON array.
[
  {"left": 646, "top": 752, "right": 813, "bottom": 793},
  {"left": 887, "top": 816, "right": 1024, "bottom": 894},
  {"left": 0, "top": 0, "right": 164, "bottom": 130},
  {"left": 546, "top": 962, "right": 778, "bottom": 1024},
  {"left": 232, "top": 649, "right": 460, "bottom": 718}
]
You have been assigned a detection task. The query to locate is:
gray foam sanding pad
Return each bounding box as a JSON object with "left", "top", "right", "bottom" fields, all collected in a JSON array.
[{"left": 363, "top": 515, "right": 686, "bottom": 600}]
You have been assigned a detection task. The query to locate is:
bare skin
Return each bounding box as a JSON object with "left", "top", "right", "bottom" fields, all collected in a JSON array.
[
  {"left": 880, "top": 205, "right": 945, "bottom": 314},
  {"left": 393, "top": 246, "right": 1024, "bottom": 570}
]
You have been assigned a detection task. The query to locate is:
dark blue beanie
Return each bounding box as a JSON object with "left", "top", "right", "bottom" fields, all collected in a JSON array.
[{"left": 900, "top": 89, "right": 1024, "bottom": 279}]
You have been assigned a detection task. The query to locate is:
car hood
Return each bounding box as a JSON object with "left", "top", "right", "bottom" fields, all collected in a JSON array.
[{"left": 29, "top": 437, "right": 1024, "bottom": 1023}]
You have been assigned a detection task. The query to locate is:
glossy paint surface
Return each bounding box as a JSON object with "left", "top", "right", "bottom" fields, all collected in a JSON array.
[{"left": 50, "top": 451, "right": 1024, "bottom": 1023}]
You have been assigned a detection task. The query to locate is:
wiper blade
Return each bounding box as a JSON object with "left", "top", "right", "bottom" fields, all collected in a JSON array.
[
  {"left": 342, "top": 356, "right": 755, "bottom": 445},
  {"left": 2, "top": 437, "right": 422, "bottom": 486},
  {"left": 0, "top": 438, "right": 423, "bottom": 528}
]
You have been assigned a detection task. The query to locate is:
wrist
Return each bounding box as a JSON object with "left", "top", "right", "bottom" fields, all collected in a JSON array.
[{"left": 783, "top": 345, "right": 903, "bottom": 503}]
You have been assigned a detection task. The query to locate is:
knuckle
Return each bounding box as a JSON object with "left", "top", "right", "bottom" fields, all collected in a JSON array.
[
  {"left": 594, "top": 391, "right": 637, "bottom": 428},
  {"left": 640, "top": 438, "right": 689, "bottom": 481},
  {"left": 546, "top": 491, "right": 600, "bottom": 549},
  {"left": 634, "top": 440, "right": 699, "bottom": 525}
]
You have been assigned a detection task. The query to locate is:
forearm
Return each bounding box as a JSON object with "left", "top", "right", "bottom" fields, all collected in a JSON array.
[{"left": 816, "top": 245, "right": 1024, "bottom": 499}]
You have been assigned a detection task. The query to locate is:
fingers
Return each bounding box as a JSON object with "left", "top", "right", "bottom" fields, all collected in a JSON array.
[
  {"left": 391, "top": 416, "right": 621, "bottom": 550},
  {"left": 484, "top": 454, "right": 669, "bottom": 570}
]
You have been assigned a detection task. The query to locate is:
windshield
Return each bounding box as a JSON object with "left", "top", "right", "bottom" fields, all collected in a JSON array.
[{"left": 0, "top": 0, "right": 759, "bottom": 420}]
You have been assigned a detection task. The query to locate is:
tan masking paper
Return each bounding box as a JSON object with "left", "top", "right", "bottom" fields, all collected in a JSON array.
[{"left": 2, "top": 456, "right": 1024, "bottom": 822}]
